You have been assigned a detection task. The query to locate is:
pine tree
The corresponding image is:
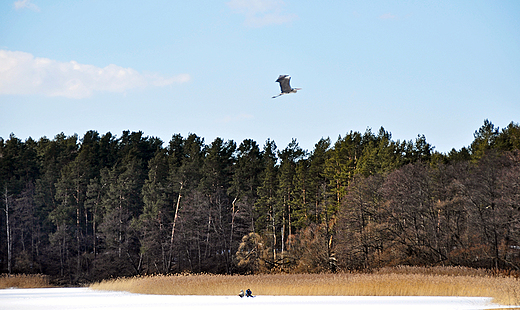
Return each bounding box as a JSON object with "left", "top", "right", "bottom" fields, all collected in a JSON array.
[
  {"left": 276, "top": 139, "right": 305, "bottom": 256},
  {"left": 254, "top": 139, "right": 278, "bottom": 265},
  {"left": 199, "top": 137, "right": 236, "bottom": 273},
  {"left": 139, "top": 149, "right": 171, "bottom": 274},
  {"left": 306, "top": 138, "right": 331, "bottom": 225},
  {"left": 470, "top": 119, "right": 499, "bottom": 160},
  {"left": 228, "top": 139, "right": 263, "bottom": 271}
]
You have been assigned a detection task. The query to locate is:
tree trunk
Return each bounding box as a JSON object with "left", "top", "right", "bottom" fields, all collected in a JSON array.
[
  {"left": 271, "top": 204, "right": 276, "bottom": 262},
  {"left": 4, "top": 187, "right": 12, "bottom": 275},
  {"left": 76, "top": 195, "right": 81, "bottom": 276},
  {"left": 167, "top": 182, "right": 183, "bottom": 272},
  {"left": 229, "top": 197, "right": 238, "bottom": 273}
]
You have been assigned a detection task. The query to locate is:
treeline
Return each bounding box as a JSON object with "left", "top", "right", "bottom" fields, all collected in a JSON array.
[{"left": 1, "top": 120, "right": 519, "bottom": 284}]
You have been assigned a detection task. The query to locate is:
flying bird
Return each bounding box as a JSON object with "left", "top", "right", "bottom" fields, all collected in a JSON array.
[{"left": 272, "top": 75, "right": 301, "bottom": 98}]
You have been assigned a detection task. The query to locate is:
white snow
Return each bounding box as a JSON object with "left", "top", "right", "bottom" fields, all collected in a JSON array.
[{"left": 0, "top": 287, "right": 510, "bottom": 310}]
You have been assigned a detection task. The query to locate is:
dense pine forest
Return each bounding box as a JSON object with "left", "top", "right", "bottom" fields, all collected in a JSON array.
[{"left": 1, "top": 120, "right": 520, "bottom": 284}]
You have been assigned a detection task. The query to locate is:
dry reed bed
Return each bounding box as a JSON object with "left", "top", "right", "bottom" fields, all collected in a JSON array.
[
  {"left": 0, "top": 274, "right": 51, "bottom": 289},
  {"left": 90, "top": 268, "right": 520, "bottom": 306}
]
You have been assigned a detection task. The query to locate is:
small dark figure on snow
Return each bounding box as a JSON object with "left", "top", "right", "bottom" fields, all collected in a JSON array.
[
  {"left": 245, "top": 289, "right": 253, "bottom": 297},
  {"left": 239, "top": 290, "right": 245, "bottom": 298}
]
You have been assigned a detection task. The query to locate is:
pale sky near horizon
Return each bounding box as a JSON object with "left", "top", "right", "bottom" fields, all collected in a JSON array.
[{"left": 1, "top": 1, "right": 519, "bottom": 153}]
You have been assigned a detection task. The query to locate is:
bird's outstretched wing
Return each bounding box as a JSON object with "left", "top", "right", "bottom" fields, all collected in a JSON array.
[
  {"left": 275, "top": 75, "right": 289, "bottom": 82},
  {"left": 276, "top": 75, "right": 292, "bottom": 93}
]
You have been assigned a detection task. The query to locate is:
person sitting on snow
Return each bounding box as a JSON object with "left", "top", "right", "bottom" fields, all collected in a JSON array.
[
  {"left": 245, "top": 289, "right": 253, "bottom": 297},
  {"left": 239, "top": 290, "right": 245, "bottom": 298}
]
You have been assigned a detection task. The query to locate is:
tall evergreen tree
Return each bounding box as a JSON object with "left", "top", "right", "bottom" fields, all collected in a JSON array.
[
  {"left": 254, "top": 139, "right": 278, "bottom": 265},
  {"left": 306, "top": 138, "right": 331, "bottom": 225},
  {"left": 168, "top": 134, "right": 205, "bottom": 272},
  {"left": 276, "top": 139, "right": 305, "bottom": 254},
  {"left": 199, "top": 137, "right": 236, "bottom": 273},
  {"left": 97, "top": 157, "right": 144, "bottom": 277},
  {"left": 356, "top": 127, "right": 402, "bottom": 176},
  {"left": 139, "top": 149, "right": 171, "bottom": 274},
  {"left": 470, "top": 119, "right": 499, "bottom": 160},
  {"left": 228, "top": 139, "right": 263, "bottom": 268}
]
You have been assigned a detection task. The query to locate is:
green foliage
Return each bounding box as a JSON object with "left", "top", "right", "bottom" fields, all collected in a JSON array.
[
  {"left": 471, "top": 119, "right": 499, "bottom": 160},
  {"left": 1, "top": 120, "right": 519, "bottom": 282}
]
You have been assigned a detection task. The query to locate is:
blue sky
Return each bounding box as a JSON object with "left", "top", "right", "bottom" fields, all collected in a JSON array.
[{"left": 1, "top": 0, "right": 519, "bottom": 153}]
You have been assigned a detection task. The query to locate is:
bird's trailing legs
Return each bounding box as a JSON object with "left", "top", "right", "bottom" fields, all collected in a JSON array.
[{"left": 272, "top": 88, "right": 301, "bottom": 98}]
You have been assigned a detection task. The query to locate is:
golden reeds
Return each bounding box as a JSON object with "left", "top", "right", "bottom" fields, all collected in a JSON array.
[
  {"left": 90, "top": 267, "right": 520, "bottom": 306},
  {"left": 0, "top": 274, "right": 51, "bottom": 289}
]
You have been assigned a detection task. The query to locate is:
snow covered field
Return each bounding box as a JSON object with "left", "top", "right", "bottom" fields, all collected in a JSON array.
[{"left": 0, "top": 287, "right": 508, "bottom": 310}]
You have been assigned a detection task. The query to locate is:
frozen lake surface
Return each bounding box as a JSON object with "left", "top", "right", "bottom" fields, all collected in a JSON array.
[{"left": 0, "top": 287, "right": 507, "bottom": 310}]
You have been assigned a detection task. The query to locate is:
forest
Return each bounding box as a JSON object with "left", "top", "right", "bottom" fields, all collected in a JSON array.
[{"left": 1, "top": 120, "right": 520, "bottom": 284}]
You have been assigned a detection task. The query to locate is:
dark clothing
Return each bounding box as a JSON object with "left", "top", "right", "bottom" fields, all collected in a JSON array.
[{"left": 246, "top": 289, "right": 253, "bottom": 297}]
